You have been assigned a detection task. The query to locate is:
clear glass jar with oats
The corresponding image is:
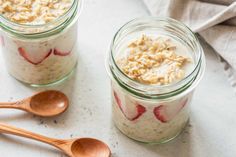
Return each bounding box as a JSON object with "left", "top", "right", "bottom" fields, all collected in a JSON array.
[
  {"left": 0, "top": 0, "right": 82, "bottom": 86},
  {"left": 106, "top": 17, "right": 205, "bottom": 143}
]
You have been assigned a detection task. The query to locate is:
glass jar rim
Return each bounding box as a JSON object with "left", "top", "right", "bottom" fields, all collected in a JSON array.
[
  {"left": 0, "top": 0, "right": 83, "bottom": 36},
  {"left": 107, "top": 17, "right": 205, "bottom": 99}
]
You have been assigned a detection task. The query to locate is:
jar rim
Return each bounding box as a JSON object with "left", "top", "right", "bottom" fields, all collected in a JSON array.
[
  {"left": 0, "top": 0, "right": 83, "bottom": 36},
  {"left": 107, "top": 17, "right": 205, "bottom": 99}
]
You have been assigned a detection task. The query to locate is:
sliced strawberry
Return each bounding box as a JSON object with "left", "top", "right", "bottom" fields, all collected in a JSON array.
[
  {"left": 54, "top": 25, "right": 77, "bottom": 56},
  {"left": 54, "top": 48, "right": 71, "bottom": 56},
  {"left": 113, "top": 91, "right": 146, "bottom": 121},
  {"left": 0, "top": 36, "right": 5, "bottom": 47},
  {"left": 18, "top": 47, "right": 52, "bottom": 65},
  {"left": 153, "top": 98, "right": 188, "bottom": 123},
  {"left": 130, "top": 104, "right": 146, "bottom": 121}
]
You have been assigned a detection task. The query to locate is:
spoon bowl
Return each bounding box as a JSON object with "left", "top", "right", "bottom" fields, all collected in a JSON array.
[
  {"left": 71, "top": 138, "right": 111, "bottom": 157},
  {"left": 0, "top": 90, "right": 69, "bottom": 117},
  {"left": 29, "top": 90, "right": 69, "bottom": 117}
]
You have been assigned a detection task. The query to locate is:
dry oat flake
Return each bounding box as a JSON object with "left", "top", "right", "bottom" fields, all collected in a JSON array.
[
  {"left": 0, "top": 0, "right": 72, "bottom": 24},
  {"left": 116, "top": 35, "right": 191, "bottom": 85}
]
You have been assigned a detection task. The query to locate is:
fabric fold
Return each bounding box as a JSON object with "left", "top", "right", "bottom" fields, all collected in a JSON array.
[{"left": 143, "top": 0, "right": 236, "bottom": 91}]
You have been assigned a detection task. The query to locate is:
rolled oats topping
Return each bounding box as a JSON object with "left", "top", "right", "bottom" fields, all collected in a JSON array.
[
  {"left": 0, "top": 0, "right": 72, "bottom": 24},
  {"left": 117, "top": 35, "right": 191, "bottom": 85}
]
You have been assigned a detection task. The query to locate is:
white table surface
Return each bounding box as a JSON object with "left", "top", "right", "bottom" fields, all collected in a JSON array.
[{"left": 0, "top": 0, "right": 236, "bottom": 157}]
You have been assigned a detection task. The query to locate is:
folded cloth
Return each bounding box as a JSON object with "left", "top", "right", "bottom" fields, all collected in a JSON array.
[{"left": 143, "top": 0, "right": 236, "bottom": 91}]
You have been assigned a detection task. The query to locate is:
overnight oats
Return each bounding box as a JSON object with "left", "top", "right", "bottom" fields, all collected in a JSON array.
[
  {"left": 107, "top": 17, "right": 205, "bottom": 143},
  {"left": 0, "top": 0, "right": 82, "bottom": 86}
]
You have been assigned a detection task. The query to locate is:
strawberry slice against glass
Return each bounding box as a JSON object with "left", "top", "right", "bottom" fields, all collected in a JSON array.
[
  {"left": 18, "top": 46, "right": 52, "bottom": 65},
  {"left": 153, "top": 98, "right": 188, "bottom": 123},
  {"left": 54, "top": 25, "right": 77, "bottom": 56},
  {"left": 54, "top": 49, "right": 72, "bottom": 56},
  {"left": 113, "top": 91, "right": 146, "bottom": 121}
]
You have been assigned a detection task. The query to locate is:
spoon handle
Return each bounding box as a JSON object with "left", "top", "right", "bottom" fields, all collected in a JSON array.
[
  {"left": 0, "top": 123, "right": 67, "bottom": 150},
  {"left": 0, "top": 101, "right": 26, "bottom": 109}
]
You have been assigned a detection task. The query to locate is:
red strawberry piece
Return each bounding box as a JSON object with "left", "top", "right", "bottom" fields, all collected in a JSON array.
[
  {"left": 0, "top": 36, "right": 5, "bottom": 47},
  {"left": 113, "top": 91, "right": 146, "bottom": 121},
  {"left": 53, "top": 25, "right": 77, "bottom": 56},
  {"left": 54, "top": 48, "right": 71, "bottom": 56},
  {"left": 153, "top": 99, "right": 188, "bottom": 123},
  {"left": 131, "top": 104, "right": 146, "bottom": 121},
  {"left": 18, "top": 47, "right": 52, "bottom": 65}
]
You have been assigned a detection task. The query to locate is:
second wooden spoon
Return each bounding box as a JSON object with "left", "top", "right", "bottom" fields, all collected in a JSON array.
[{"left": 0, "top": 123, "right": 111, "bottom": 157}]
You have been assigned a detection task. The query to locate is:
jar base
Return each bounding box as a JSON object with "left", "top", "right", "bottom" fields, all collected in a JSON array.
[
  {"left": 114, "top": 118, "right": 189, "bottom": 144},
  {"left": 9, "top": 62, "right": 77, "bottom": 87}
]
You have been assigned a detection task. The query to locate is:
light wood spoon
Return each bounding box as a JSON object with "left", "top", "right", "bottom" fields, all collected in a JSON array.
[
  {"left": 0, "top": 123, "right": 111, "bottom": 157},
  {"left": 0, "top": 90, "right": 69, "bottom": 117}
]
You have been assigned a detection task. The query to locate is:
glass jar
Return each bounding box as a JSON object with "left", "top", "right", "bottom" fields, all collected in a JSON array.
[
  {"left": 106, "top": 17, "right": 205, "bottom": 143},
  {"left": 0, "top": 0, "right": 83, "bottom": 86}
]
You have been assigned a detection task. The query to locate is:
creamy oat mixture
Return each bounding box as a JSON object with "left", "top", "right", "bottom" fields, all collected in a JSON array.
[
  {"left": 112, "top": 81, "right": 192, "bottom": 143},
  {"left": 0, "top": 0, "right": 72, "bottom": 24},
  {"left": 117, "top": 35, "right": 192, "bottom": 85}
]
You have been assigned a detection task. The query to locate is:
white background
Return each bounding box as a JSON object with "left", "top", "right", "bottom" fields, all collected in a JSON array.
[{"left": 0, "top": 0, "right": 236, "bottom": 157}]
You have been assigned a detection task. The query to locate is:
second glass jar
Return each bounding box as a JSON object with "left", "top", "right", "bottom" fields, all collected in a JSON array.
[
  {"left": 0, "top": 0, "right": 82, "bottom": 86},
  {"left": 107, "top": 17, "right": 205, "bottom": 143}
]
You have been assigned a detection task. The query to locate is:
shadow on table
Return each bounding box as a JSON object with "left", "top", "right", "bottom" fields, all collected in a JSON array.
[
  {"left": 139, "top": 124, "right": 193, "bottom": 157},
  {"left": 0, "top": 111, "right": 30, "bottom": 122}
]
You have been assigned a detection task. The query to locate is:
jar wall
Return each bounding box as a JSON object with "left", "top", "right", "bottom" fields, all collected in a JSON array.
[
  {"left": 111, "top": 81, "right": 193, "bottom": 143},
  {"left": 0, "top": 21, "right": 78, "bottom": 85}
]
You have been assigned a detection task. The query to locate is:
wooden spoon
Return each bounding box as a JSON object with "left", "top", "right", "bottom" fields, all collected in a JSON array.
[
  {"left": 0, "top": 90, "right": 69, "bottom": 117},
  {"left": 0, "top": 123, "right": 111, "bottom": 157}
]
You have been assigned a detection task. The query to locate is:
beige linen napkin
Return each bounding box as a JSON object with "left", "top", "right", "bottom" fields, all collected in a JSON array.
[{"left": 143, "top": 0, "right": 236, "bottom": 90}]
